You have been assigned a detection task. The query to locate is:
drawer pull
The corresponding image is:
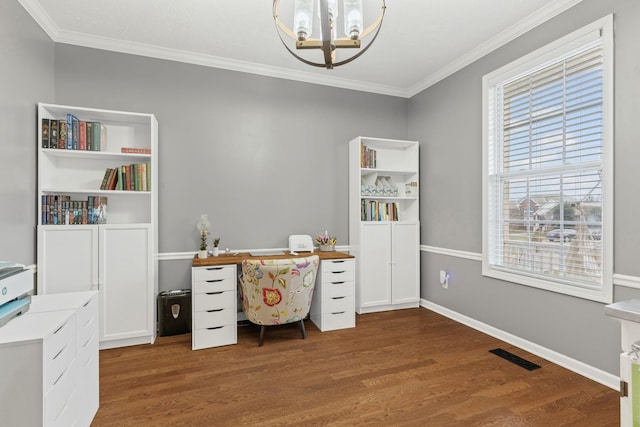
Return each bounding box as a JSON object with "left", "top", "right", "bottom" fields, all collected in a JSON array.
[
  {"left": 53, "top": 366, "right": 68, "bottom": 386},
  {"left": 206, "top": 279, "right": 224, "bottom": 283},
  {"left": 53, "top": 321, "right": 67, "bottom": 335},
  {"left": 331, "top": 281, "right": 345, "bottom": 285},
  {"left": 53, "top": 344, "right": 67, "bottom": 360},
  {"left": 82, "top": 335, "right": 95, "bottom": 349},
  {"left": 331, "top": 296, "right": 346, "bottom": 300},
  {"left": 83, "top": 352, "right": 95, "bottom": 368},
  {"left": 84, "top": 316, "right": 95, "bottom": 328},
  {"left": 207, "top": 326, "right": 224, "bottom": 330},
  {"left": 331, "top": 260, "right": 345, "bottom": 263},
  {"left": 333, "top": 271, "right": 346, "bottom": 274},
  {"left": 206, "top": 291, "right": 224, "bottom": 295},
  {"left": 207, "top": 308, "right": 224, "bottom": 313},
  {"left": 331, "top": 311, "right": 346, "bottom": 315},
  {"left": 55, "top": 394, "right": 72, "bottom": 422},
  {"left": 206, "top": 267, "right": 224, "bottom": 271}
]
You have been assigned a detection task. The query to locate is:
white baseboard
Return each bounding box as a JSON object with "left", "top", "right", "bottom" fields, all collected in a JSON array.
[{"left": 421, "top": 299, "right": 619, "bottom": 390}]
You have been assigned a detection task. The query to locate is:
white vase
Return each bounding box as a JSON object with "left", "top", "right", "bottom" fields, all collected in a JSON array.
[
  {"left": 198, "top": 250, "right": 208, "bottom": 259},
  {"left": 212, "top": 247, "right": 219, "bottom": 257}
]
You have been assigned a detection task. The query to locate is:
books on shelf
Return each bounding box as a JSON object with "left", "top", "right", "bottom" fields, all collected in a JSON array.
[
  {"left": 41, "top": 195, "right": 108, "bottom": 225},
  {"left": 361, "top": 200, "right": 399, "bottom": 222},
  {"left": 40, "top": 114, "right": 107, "bottom": 151},
  {"left": 99, "top": 163, "right": 151, "bottom": 191},
  {"left": 50, "top": 119, "right": 58, "bottom": 149},
  {"left": 41, "top": 119, "right": 50, "bottom": 148},
  {"left": 121, "top": 147, "right": 151, "bottom": 154},
  {"left": 360, "top": 143, "right": 377, "bottom": 169}
]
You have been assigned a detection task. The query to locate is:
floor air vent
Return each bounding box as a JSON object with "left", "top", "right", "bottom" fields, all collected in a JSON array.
[{"left": 489, "top": 348, "right": 541, "bottom": 371}]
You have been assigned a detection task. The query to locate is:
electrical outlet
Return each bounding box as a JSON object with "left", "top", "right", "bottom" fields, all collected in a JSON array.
[{"left": 440, "top": 270, "right": 449, "bottom": 288}]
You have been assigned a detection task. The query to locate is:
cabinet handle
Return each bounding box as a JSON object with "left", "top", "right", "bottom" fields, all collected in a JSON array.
[
  {"left": 333, "top": 271, "right": 346, "bottom": 274},
  {"left": 207, "top": 326, "right": 224, "bottom": 330},
  {"left": 82, "top": 335, "right": 95, "bottom": 349},
  {"left": 83, "top": 316, "right": 95, "bottom": 328},
  {"left": 331, "top": 296, "right": 346, "bottom": 300},
  {"left": 206, "top": 279, "right": 224, "bottom": 283},
  {"left": 53, "top": 344, "right": 67, "bottom": 360},
  {"left": 206, "top": 291, "right": 224, "bottom": 295},
  {"left": 331, "top": 311, "right": 346, "bottom": 315},
  {"left": 207, "top": 308, "right": 224, "bottom": 313},
  {"left": 331, "top": 260, "right": 345, "bottom": 263},
  {"left": 53, "top": 322, "right": 67, "bottom": 335},
  {"left": 83, "top": 353, "right": 95, "bottom": 368},
  {"left": 331, "top": 281, "right": 345, "bottom": 285},
  {"left": 206, "top": 267, "right": 224, "bottom": 271},
  {"left": 53, "top": 366, "right": 69, "bottom": 386}
]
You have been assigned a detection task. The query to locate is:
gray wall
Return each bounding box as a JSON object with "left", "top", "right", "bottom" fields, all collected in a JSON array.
[
  {"left": 4, "top": 0, "right": 637, "bottom": 377},
  {"left": 52, "top": 45, "right": 408, "bottom": 291},
  {"left": 0, "top": 1, "right": 54, "bottom": 265},
  {"left": 409, "top": 0, "right": 640, "bottom": 375}
]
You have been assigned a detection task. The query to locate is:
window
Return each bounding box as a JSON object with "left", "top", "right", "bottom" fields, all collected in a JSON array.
[{"left": 482, "top": 15, "right": 613, "bottom": 302}]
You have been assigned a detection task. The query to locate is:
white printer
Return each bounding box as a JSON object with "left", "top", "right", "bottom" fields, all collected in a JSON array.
[{"left": 0, "top": 262, "right": 33, "bottom": 327}]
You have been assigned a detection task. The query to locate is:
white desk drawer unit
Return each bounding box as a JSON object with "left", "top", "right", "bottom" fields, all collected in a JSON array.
[
  {"left": 26, "top": 290, "right": 100, "bottom": 427},
  {"left": 192, "top": 265, "right": 238, "bottom": 350},
  {"left": 0, "top": 290, "right": 100, "bottom": 427},
  {"left": 311, "top": 258, "right": 356, "bottom": 331}
]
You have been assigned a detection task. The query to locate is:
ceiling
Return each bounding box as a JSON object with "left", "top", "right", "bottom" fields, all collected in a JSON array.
[{"left": 18, "top": 0, "right": 582, "bottom": 98}]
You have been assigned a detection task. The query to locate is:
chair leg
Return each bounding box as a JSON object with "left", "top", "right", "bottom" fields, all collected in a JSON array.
[
  {"left": 299, "top": 319, "right": 306, "bottom": 340},
  {"left": 259, "top": 325, "right": 265, "bottom": 347}
]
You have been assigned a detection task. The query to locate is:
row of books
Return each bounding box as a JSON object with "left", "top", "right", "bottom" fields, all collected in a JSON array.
[
  {"left": 41, "top": 195, "right": 108, "bottom": 225},
  {"left": 41, "top": 114, "right": 107, "bottom": 151},
  {"left": 360, "top": 143, "right": 377, "bottom": 169},
  {"left": 100, "top": 163, "right": 151, "bottom": 191},
  {"left": 361, "top": 200, "right": 400, "bottom": 222}
]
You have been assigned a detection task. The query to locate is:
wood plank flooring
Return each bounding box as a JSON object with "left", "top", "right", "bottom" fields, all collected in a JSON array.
[{"left": 92, "top": 308, "right": 619, "bottom": 426}]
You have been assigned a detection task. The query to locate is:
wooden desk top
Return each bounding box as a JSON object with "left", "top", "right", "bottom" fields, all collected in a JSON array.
[{"left": 192, "top": 250, "right": 353, "bottom": 267}]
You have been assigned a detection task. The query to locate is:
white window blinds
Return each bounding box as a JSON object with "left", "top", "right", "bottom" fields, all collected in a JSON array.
[{"left": 483, "top": 16, "right": 613, "bottom": 302}]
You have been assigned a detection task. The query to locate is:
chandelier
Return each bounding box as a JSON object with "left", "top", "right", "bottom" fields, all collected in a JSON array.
[{"left": 273, "top": 0, "right": 386, "bottom": 69}]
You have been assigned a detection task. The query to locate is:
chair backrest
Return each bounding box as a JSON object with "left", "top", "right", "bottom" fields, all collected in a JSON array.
[{"left": 240, "top": 255, "right": 319, "bottom": 326}]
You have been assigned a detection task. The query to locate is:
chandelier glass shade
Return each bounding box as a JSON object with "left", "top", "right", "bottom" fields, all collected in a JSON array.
[{"left": 273, "top": 0, "right": 386, "bottom": 69}]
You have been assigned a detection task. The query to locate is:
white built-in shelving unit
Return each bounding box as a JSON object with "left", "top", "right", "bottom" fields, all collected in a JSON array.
[
  {"left": 348, "top": 136, "right": 420, "bottom": 314},
  {"left": 36, "top": 102, "right": 158, "bottom": 349}
]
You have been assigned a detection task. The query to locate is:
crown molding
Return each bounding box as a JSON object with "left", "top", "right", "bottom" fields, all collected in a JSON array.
[
  {"left": 406, "top": 0, "right": 584, "bottom": 97},
  {"left": 17, "top": 0, "right": 59, "bottom": 39},
  {"left": 19, "top": 0, "right": 581, "bottom": 99},
  {"left": 55, "top": 28, "right": 409, "bottom": 97}
]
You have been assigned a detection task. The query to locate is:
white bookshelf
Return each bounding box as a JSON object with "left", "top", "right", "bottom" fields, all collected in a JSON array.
[
  {"left": 36, "top": 102, "right": 158, "bottom": 349},
  {"left": 349, "top": 136, "right": 420, "bottom": 314}
]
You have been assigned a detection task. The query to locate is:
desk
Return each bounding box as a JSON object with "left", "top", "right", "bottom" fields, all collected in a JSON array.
[{"left": 191, "top": 251, "right": 355, "bottom": 350}]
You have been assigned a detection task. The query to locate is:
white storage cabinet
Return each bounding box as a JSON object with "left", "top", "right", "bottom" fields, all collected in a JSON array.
[
  {"left": 191, "top": 265, "right": 238, "bottom": 350},
  {"left": 36, "top": 103, "right": 158, "bottom": 349},
  {"left": 349, "top": 137, "right": 420, "bottom": 314},
  {"left": 0, "top": 291, "right": 99, "bottom": 426}
]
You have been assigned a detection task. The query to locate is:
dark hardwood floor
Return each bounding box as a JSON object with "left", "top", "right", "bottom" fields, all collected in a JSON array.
[{"left": 92, "top": 308, "right": 618, "bottom": 426}]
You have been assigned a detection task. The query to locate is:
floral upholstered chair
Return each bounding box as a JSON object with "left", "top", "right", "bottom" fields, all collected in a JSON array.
[{"left": 239, "top": 255, "right": 319, "bottom": 346}]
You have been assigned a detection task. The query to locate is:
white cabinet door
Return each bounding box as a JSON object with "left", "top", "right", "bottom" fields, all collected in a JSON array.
[
  {"left": 37, "top": 226, "right": 99, "bottom": 294},
  {"left": 99, "top": 224, "right": 153, "bottom": 345},
  {"left": 359, "top": 223, "right": 392, "bottom": 310},
  {"left": 391, "top": 222, "right": 420, "bottom": 305}
]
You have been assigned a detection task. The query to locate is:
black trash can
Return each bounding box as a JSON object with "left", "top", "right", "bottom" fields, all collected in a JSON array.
[{"left": 158, "top": 290, "right": 192, "bottom": 336}]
